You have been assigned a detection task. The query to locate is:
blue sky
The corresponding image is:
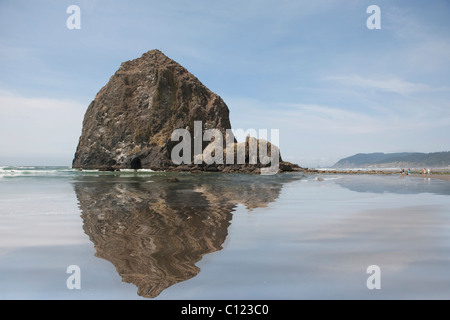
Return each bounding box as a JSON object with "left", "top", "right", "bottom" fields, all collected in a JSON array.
[{"left": 1, "top": 0, "right": 449, "bottom": 167}]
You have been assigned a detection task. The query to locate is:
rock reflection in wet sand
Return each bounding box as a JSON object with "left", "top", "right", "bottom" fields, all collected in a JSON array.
[{"left": 73, "top": 173, "right": 299, "bottom": 298}]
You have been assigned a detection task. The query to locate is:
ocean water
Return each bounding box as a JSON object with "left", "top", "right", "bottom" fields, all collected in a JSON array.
[{"left": 1, "top": 166, "right": 450, "bottom": 299}]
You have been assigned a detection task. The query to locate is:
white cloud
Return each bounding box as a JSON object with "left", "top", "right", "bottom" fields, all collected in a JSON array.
[
  {"left": 0, "top": 90, "right": 84, "bottom": 113},
  {"left": 0, "top": 90, "right": 86, "bottom": 164},
  {"left": 278, "top": 103, "right": 384, "bottom": 134},
  {"left": 225, "top": 94, "right": 450, "bottom": 167},
  {"left": 228, "top": 93, "right": 450, "bottom": 136},
  {"left": 324, "top": 74, "right": 443, "bottom": 96}
]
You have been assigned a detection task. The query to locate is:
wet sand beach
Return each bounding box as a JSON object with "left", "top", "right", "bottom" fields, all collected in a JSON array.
[
  {"left": 1, "top": 168, "right": 450, "bottom": 299},
  {"left": 410, "top": 174, "right": 450, "bottom": 181}
]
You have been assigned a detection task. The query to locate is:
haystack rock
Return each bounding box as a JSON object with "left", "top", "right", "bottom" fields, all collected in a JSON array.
[{"left": 72, "top": 49, "right": 300, "bottom": 173}]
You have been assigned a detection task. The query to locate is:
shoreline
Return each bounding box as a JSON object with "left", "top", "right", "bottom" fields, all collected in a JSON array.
[
  {"left": 2, "top": 166, "right": 450, "bottom": 178},
  {"left": 305, "top": 169, "right": 450, "bottom": 176}
]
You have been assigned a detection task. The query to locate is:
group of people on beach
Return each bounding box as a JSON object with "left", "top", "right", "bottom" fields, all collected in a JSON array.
[
  {"left": 400, "top": 168, "right": 433, "bottom": 176},
  {"left": 400, "top": 168, "right": 411, "bottom": 176}
]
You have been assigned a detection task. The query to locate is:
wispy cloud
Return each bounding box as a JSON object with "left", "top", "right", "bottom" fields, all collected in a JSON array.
[
  {"left": 226, "top": 95, "right": 450, "bottom": 167},
  {"left": 0, "top": 90, "right": 85, "bottom": 163},
  {"left": 0, "top": 90, "right": 85, "bottom": 113},
  {"left": 324, "top": 74, "right": 446, "bottom": 96},
  {"left": 278, "top": 103, "right": 384, "bottom": 134}
]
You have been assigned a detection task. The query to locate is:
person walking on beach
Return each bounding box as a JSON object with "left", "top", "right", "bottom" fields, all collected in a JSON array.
[{"left": 408, "top": 168, "right": 411, "bottom": 175}]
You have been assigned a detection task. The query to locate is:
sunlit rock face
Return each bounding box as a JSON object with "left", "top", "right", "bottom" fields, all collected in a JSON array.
[
  {"left": 72, "top": 49, "right": 234, "bottom": 171},
  {"left": 72, "top": 49, "right": 301, "bottom": 173}
]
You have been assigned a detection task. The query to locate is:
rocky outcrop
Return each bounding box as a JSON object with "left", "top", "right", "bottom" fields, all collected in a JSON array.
[{"left": 72, "top": 50, "right": 301, "bottom": 173}]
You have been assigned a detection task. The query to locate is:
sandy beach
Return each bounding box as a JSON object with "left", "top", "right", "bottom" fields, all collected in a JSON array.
[
  {"left": 2, "top": 169, "right": 450, "bottom": 299},
  {"left": 410, "top": 174, "right": 450, "bottom": 181}
]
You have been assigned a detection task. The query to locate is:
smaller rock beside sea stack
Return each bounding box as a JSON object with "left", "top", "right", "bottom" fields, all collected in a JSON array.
[{"left": 72, "top": 49, "right": 301, "bottom": 173}]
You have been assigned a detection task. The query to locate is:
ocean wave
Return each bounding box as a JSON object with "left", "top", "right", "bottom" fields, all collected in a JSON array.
[
  {"left": 118, "top": 169, "right": 155, "bottom": 173},
  {"left": 0, "top": 166, "right": 155, "bottom": 177}
]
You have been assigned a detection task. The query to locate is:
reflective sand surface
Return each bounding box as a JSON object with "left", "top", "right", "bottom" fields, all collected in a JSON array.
[{"left": 1, "top": 171, "right": 449, "bottom": 299}]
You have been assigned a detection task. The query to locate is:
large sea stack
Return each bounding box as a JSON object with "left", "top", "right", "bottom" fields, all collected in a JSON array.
[{"left": 72, "top": 50, "right": 300, "bottom": 173}]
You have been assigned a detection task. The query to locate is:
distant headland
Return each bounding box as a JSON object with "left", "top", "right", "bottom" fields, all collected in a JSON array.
[{"left": 333, "top": 152, "right": 450, "bottom": 169}]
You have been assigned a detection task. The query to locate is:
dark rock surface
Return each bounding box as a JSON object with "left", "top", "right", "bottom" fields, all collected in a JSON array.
[{"left": 72, "top": 50, "right": 301, "bottom": 173}]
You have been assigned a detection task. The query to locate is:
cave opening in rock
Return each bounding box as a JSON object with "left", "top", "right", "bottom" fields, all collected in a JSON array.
[{"left": 130, "top": 157, "right": 142, "bottom": 170}]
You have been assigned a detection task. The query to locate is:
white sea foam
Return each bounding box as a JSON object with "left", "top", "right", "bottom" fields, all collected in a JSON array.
[
  {"left": 119, "top": 169, "right": 154, "bottom": 173},
  {"left": 0, "top": 167, "right": 76, "bottom": 177},
  {"left": 322, "top": 176, "right": 343, "bottom": 181},
  {"left": 0, "top": 166, "right": 157, "bottom": 177}
]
